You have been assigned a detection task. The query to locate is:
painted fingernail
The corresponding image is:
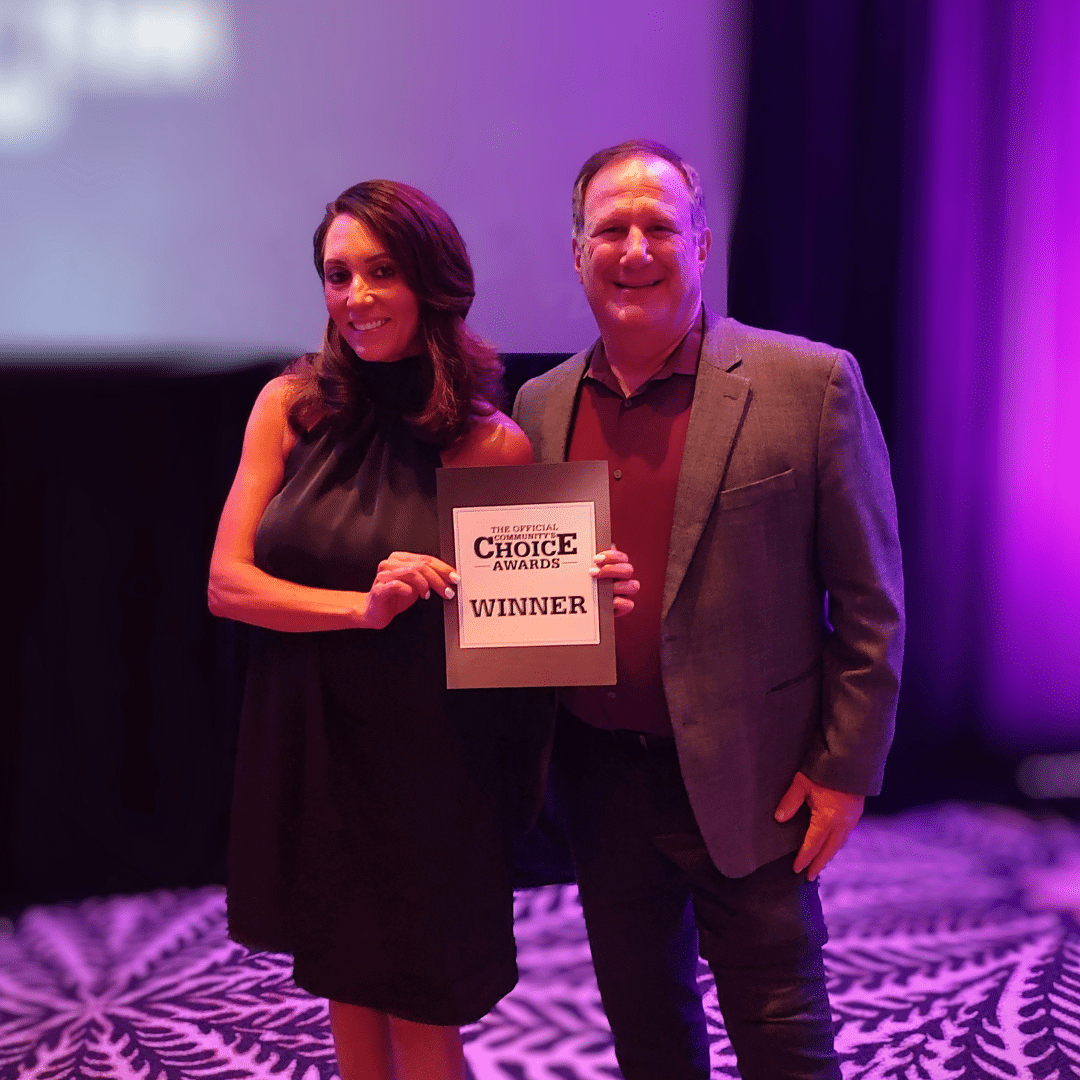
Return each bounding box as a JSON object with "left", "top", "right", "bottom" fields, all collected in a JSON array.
[
  {"left": 423, "top": 591, "right": 431, "bottom": 600},
  {"left": 449, "top": 571, "right": 461, "bottom": 584},
  {"left": 444, "top": 587, "right": 455, "bottom": 599},
  {"left": 588, "top": 566, "right": 600, "bottom": 577},
  {"left": 593, "top": 553, "right": 605, "bottom": 564}
]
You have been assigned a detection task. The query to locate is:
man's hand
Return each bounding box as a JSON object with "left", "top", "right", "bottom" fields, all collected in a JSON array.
[
  {"left": 589, "top": 546, "right": 639, "bottom": 617},
  {"left": 774, "top": 771, "right": 864, "bottom": 881}
]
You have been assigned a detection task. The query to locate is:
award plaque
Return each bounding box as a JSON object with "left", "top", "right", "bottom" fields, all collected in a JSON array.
[{"left": 436, "top": 460, "right": 615, "bottom": 688}]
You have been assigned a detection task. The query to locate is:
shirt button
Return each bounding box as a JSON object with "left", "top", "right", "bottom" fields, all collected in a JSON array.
[
  {"left": 607, "top": 691, "right": 617, "bottom": 701},
  {"left": 613, "top": 469, "right": 623, "bottom": 480}
]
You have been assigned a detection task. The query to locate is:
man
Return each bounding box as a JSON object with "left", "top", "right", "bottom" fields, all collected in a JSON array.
[{"left": 512, "top": 140, "right": 904, "bottom": 1080}]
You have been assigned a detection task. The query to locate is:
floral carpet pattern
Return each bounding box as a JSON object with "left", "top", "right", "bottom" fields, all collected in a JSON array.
[{"left": 1, "top": 804, "right": 1078, "bottom": 1079}]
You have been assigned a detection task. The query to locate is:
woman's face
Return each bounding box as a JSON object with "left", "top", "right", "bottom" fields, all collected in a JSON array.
[{"left": 322, "top": 214, "right": 422, "bottom": 363}]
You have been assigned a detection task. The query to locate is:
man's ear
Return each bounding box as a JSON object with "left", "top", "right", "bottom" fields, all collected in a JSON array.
[
  {"left": 697, "top": 227, "right": 712, "bottom": 274},
  {"left": 572, "top": 233, "right": 584, "bottom": 277}
]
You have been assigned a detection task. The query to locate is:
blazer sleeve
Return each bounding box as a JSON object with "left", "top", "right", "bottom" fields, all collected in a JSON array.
[{"left": 800, "top": 350, "right": 905, "bottom": 795}]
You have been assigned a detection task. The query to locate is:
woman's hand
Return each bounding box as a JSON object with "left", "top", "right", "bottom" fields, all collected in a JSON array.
[
  {"left": 363, "top": 552, "right": 461, "bottom": 629},
  {"left": 589, "top": 546, "right": 639, "bottom": 617}
]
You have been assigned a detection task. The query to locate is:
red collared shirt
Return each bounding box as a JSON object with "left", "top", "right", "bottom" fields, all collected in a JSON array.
[{"left": 565, "top": 308, "right": 704, "bottom": 735}]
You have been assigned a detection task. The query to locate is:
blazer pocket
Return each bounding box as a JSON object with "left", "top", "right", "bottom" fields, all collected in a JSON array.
[
  {"left": 767, "top": 660, "right": 821, "bottom": 695},
  {"left": 718, "top": 468, "right": 796, "bottom": 512}
]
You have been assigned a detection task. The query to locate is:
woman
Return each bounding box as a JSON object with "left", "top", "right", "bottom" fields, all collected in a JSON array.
[{"left": 209, "top": 181, "right": 632, "bottom": 1080}]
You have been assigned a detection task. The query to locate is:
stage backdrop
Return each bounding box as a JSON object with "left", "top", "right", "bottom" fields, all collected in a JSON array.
[
  {"left": 0, "top": 0, "right": 745, "bottom": 357},
  {"left": 728, "top": 0, "right": 1080, "bottom": 808},
  {"left": 904, "top": 0, "right": 1080, "bottom": 755}
]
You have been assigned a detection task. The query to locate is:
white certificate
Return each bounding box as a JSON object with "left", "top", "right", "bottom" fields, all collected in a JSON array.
[{"left": 453, "top": 501, "right": 599, "bottom": 648}]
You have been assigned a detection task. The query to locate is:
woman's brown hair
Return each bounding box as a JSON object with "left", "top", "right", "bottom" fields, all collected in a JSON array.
[{"left": 287, "top": 180, "right": 503, "bottom": 445}]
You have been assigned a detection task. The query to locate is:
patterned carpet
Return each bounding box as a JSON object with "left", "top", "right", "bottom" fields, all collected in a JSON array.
[{"left": 1, "top": 803, "right": 1078, "bottom": 1079}]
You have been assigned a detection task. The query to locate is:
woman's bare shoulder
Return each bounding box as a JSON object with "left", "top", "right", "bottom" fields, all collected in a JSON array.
[
  {"left": 247, "top": 374, "right": 304, "bottom": 458},
  {"left": 442, "top": 410, "right": 534, "bottom": 468},
  {"left": 259, "top": 372, "right": 299, "bottom": 402}
]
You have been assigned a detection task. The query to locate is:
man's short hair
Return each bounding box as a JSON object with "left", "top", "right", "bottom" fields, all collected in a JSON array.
[{"left": 572, "top": 139, "right": 708, "bottom": 241}]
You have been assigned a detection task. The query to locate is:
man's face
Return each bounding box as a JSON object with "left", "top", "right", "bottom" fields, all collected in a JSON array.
[{"left": 574, "top": 154, "right": 710, "bottom": 343}]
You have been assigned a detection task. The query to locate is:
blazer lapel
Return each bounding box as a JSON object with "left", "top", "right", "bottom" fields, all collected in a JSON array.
[
  {"left": 539, "top": 350, "right": 589, "bottom": 463},
  {"left": 663, "top": 315, "right": 750, "bottom": 621}
]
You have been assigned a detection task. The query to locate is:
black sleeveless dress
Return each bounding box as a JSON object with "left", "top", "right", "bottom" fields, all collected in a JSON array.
[{"left": 226, "top": 358, "right": 552, "bottom": 1026}]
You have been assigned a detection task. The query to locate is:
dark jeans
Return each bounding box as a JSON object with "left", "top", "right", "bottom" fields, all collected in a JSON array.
[{"left": 554, "top": 710, "right": 840, "bottom": 1080}]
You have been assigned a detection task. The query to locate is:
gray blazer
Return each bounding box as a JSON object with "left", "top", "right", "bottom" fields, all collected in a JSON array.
[{"left": 512, "top": 310, "right": 905, "bottom": 878}]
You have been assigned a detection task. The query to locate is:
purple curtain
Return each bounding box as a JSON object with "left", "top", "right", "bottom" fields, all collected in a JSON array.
[{"left": 903, "top": 0, "right": 1080, "bottom": 751}]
